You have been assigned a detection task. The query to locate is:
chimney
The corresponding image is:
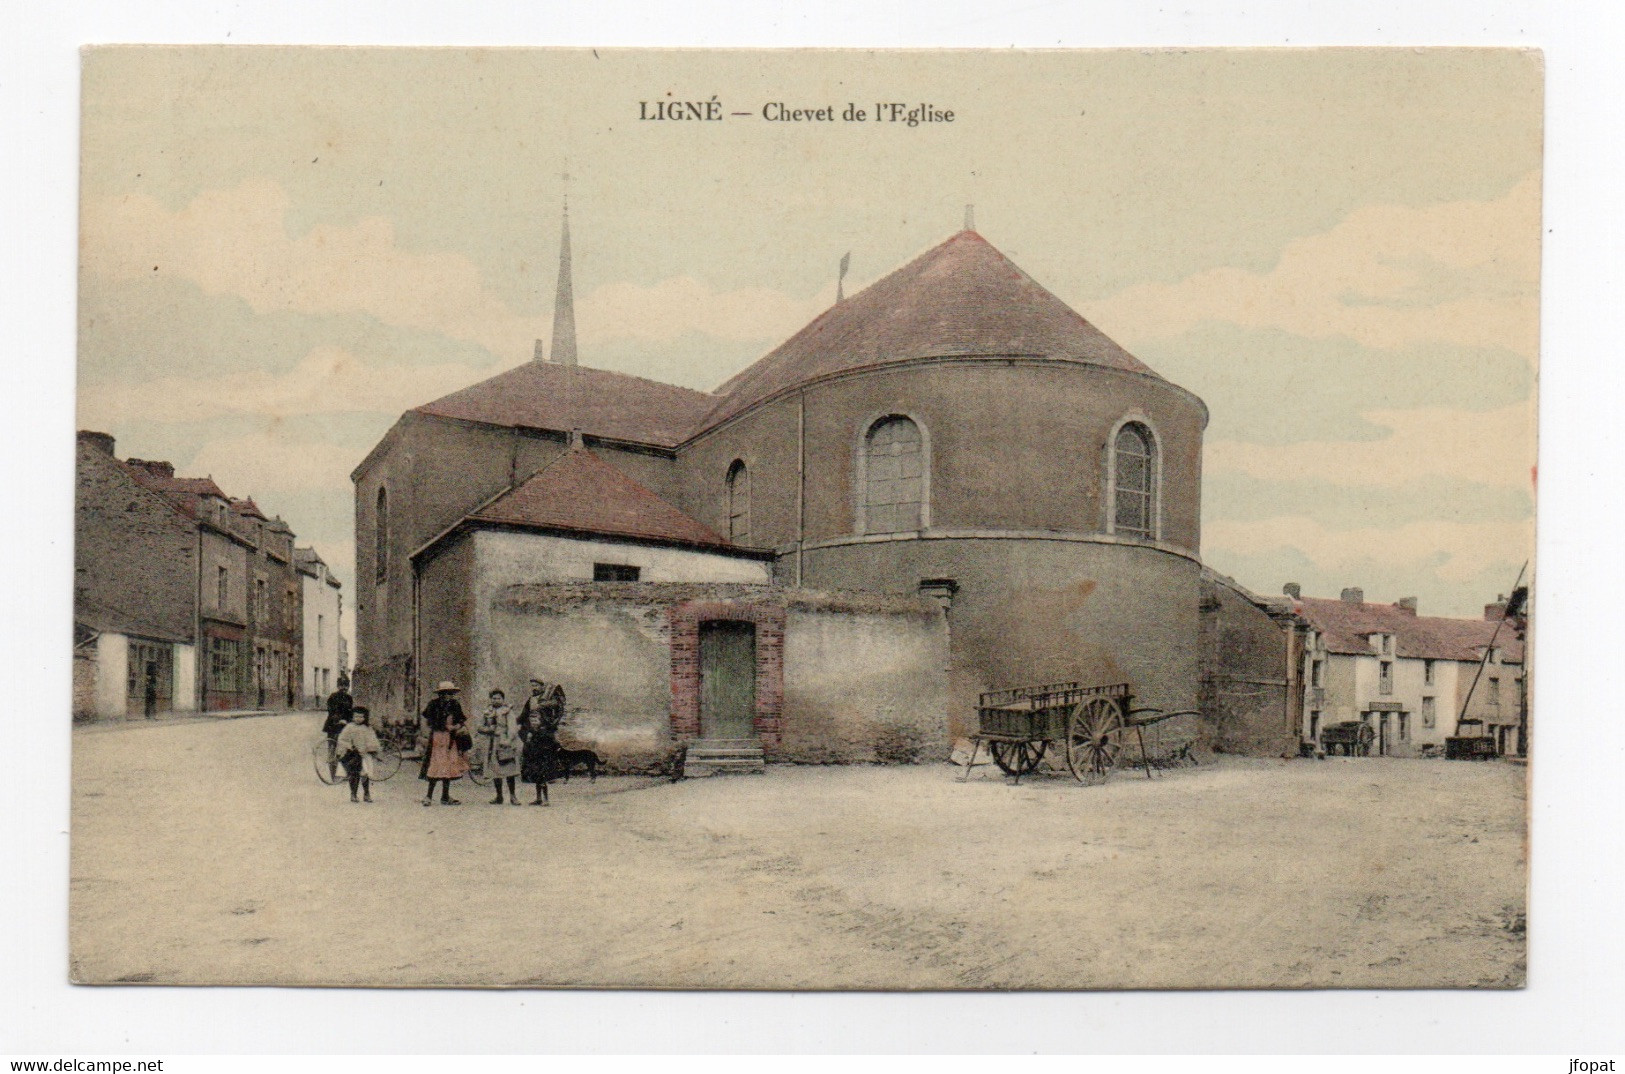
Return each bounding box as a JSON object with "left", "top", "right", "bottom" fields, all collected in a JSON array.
[
  {"left": 1283, "top": 582, "right": 1301, "bottom": 599},
  {"left": 1396, "top": 597, "right": 1418, "bottom": 615},
  {"left": 1340, "top": 587, "right": 1364, "bottom": 604},
  {"left": 77, "top": 430, "right": 115, "bottom": 456},
  {"left": 127, "top": 459, "right": 176, "bottom": 481},
  {"left": 534, "top": 338, "right": 546, "bottom": 363}
]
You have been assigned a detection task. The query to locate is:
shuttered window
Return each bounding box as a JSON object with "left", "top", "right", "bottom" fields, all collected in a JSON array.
[{"left": 864, "top": 416, "right": 925, "bottom": 534}]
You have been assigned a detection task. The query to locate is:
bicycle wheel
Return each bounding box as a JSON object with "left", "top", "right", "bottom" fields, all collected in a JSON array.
[
  {"left": 371, "top": 749, "right": 403, "bottom": 782},
  {"left": 466, "top": 756, "right": 492, "bottom": 786},
  {"left": 312, "top": 738, "right": 342, "bottom": 785}
]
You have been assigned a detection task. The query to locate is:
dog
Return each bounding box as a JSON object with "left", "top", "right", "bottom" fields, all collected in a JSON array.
[{"left": 552, "top": 747, "right": 603, "bottom": 783}]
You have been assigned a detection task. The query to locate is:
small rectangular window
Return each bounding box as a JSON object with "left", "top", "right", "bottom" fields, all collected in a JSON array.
[
  {"left": 1421, "top": 696, "right": 1436, "bottom": 729},
  {"left": 216, "top": 566, "right": 228, "bottom": 608},
  {"left": 593, "top": 563, "right": 641, "bottom": 582},
  {"left": 1424, "top": 659, "right": 1435, "bottom": 685},
  {"left": 1488, "top": 676, "right": 1500, "bottom": 707},
  {"left": 1379, "top": 660, "right": 1393, "bottom": 695}
]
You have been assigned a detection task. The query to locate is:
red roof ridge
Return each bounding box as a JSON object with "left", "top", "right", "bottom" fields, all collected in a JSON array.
[
  {"left": 456, "top": 447, "right": 745, "bottom": 554},
  {"left": 412, "top": 361, "right": 718, "bottom": 448}
]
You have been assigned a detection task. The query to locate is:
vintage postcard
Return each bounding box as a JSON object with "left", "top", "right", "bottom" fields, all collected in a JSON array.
[{"left": 71, "top": 46, "right": 1538, "bottom": 989}]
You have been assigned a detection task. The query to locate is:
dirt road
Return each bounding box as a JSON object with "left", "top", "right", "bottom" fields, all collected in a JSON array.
[{"left": 70, "top": 714, "right": 1526, "bottom": 988}]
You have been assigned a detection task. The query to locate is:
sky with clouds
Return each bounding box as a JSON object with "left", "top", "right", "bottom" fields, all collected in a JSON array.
[{"left": 77, "top": 47, "right": 1541, "bottom": 620}]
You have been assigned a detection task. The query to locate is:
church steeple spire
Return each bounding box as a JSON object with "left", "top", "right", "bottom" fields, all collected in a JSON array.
[{"left": 548, "top": 186, "right": 578, "bottom": 367}]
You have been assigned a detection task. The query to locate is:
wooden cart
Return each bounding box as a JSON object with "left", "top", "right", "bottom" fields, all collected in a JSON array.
[{"left": 958, "top": 680, "right": 1198, "bottom": 784}]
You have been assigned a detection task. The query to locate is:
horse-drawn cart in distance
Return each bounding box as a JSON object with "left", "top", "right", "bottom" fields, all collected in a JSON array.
[{"left": 958, "top": 680, "right": 1200, "bottom": 785}]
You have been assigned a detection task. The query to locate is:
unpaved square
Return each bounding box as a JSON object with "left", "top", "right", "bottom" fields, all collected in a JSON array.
[{"left": 70, "top": 714, "right": 1526, "bottom": 988}]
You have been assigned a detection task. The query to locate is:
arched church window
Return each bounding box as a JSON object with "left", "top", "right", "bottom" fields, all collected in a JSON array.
[
  {"left": 726, "top": 460, "right": 751, "bottom": 543},
  {"left": 1110, "top": 422, "right": 1156, "bottom": 540},
  {"left": 374, "top": 487, "right": 389, "bottom": 583},
  {"left": 863, "top": 415, "right": 927, "bottom": 534}
]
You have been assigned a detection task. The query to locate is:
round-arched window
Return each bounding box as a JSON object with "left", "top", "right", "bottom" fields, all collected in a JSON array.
[
  {"left": 863, "top": 416, "right": 926, "bottom": 534},
  {"left": 374, "top": 487, "right": 389, "bottom": 583},
  {"left": 726, "top": 459, "right": 750, "bottom": 543},
  {"left": 1111, "top": 423, "right": 1155, "bottom": 539}
]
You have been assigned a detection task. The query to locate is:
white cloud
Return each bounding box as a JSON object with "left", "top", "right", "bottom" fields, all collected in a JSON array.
[
  {"left": 1206, "top": 403, "right": 1537, "bottom": 490},
  {"left": 81, "top": 180, "right": 817, "bottom": 362},
  {"left": 1205, "top": 515, "right": 1532, "bottom": 585},
  {"left": 78, "top": 345, "right": 490, "bottom": 427},
  {"left": 185, "top": 431, "right": 360, "bottom": 497},
  {"left": 578, "top": 275, "right": 830, "bottom": 346},
  {"left": 1091, "top": 175, "right": 1541, "bottom": 359}
]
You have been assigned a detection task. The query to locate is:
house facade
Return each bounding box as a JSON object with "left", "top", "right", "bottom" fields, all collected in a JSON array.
[
  {"left": 296, "top": 547, "right": 344, "bottom": 706},
  {"left": 1289, "top": 586, "right": 1525, "bottom": 757},
  {"left": 74, "top": 430, "right": 336, "bottom": 717}
]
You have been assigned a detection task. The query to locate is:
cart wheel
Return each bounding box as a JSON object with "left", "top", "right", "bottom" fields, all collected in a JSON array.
[
  {"left": 371, "top": 749, "right": 402, "bottom": 782},
  {"left": 990, "top": 740, "right": 1047, "bottom": 777},
  {"left": 1067, "top": 698, "right": 1124, "bottom": 783},
  {"left": 312, "top": 737, "right": 343, "bottom": 785}
]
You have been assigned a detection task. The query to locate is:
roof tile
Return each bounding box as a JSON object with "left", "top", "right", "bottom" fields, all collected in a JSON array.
[
  {"left": 467, "top": 448, "right": 739, "bottom": 552},
  {"left": 1295, "top": 596, "right": 1523, "bottom": 663}
]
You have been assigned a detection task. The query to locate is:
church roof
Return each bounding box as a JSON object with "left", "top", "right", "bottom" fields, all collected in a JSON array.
[
  {"left": 707, "top": 229, "right": 1160, "bottom": 425},
  {"left": 1293, "top": 596, "right": 1523, "bottom": 663},
  {"left": 461, "top": 447, "right": 748, "bottom": 554},
  {"left": 413, "top": 362, "right": 716, "bottom": 449}
]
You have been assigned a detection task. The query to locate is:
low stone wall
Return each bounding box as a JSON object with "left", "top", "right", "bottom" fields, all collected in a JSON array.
[{"left": 484, "top": 582, "right": 949, "bottom": 771}]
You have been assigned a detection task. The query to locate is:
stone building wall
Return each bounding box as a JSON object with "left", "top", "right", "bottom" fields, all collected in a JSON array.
[
  {"left": 74, "top": 437, "right": 197, "bottom": 646},
  {"left": 1198, "top": 572, "right": 1300, "bottom": 757}
]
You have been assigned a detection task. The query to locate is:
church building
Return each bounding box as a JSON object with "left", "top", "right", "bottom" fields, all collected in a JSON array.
[{"left": 352, "top": 210, "right": 1295, "bottom": 772}]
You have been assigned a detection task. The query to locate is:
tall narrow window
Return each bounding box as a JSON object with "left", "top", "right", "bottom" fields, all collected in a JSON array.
[
  {"left": 726, "top": 460, "right": 751, "bottom": 543},
  {"left": 374, "top": 487, "right": 389, "bottom": 583},
  {"left": 1111, "top": 422, "right": 1156, "bottom": 539},
  {"left": 863, "top": 416, "right": 925, "bottom": 534},
  {"left": 216, "top": 566, "right": 228, "bottom": 609}
]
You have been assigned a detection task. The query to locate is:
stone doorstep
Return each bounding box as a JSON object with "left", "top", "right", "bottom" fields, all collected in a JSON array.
[{"left": 683, "top": 738, "right": 767, "bottom": 776}]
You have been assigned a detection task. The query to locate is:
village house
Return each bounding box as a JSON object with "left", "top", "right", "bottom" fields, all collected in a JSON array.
[
  {"left": 296, "top": 547, "right": 345, "bottom": 707},
  {"left": 74, "top": 430, "right": 336, "bottom": 718},
  {"left": 351, "top": 211, "right": 1298, "bottom": 771},
  {"left": 1287, "top": 585, "right": 1526, "bottom": 758}
]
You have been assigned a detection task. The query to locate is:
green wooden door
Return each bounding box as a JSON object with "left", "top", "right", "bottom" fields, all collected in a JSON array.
[{"left": 700, "top": 621, "right": 757, "bottom": 740}]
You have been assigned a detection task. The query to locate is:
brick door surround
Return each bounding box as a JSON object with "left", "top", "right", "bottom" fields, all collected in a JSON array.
[{"left": 668, "top": 601, "right": 785, "bottom": 749}]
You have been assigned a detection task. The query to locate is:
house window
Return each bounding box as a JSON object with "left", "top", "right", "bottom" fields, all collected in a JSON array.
[
  {"left": 1424, "top": 659, "right": 1435, "bottom": 685},
  {"left": 216, "top": 566, "right": 228, "bottom": 609},
  {"left": 254, "top": 578, "right": 266, "bottom": 623},
  {"left": 1398, "top": 713, "right": 1410, "bottom": 741},
  {"left": 594, "top": 563, "right": 641, "bottom": 582},
  {"left": 374, "top": 487, "right": 389, "bottom": 583},
  {"left": 1379, "top": 660, "right": 1393, "bottom": 695},
  {"left": 1309, "top": 712, "right": 1320, "bottom": 741},
  {"left": 1381, "top": 634, "right": 1393, "bottom": 655},
  {"left": 1489, "top": 676, "right": 1500, "bottom": 708},
  {"left": 862, "top": 415, "right": 926, "bottom": 534},
  {"left": 1421, "top": 696, "right": 1436, "bottom": 729},
  {"left": 726, "top": 460, "right": 751, "bottom": 543},
  {"left": 1312, "top": 659, "right": 1324, "bottom": 688},
  {"left": 1110, "top": 422, "right": 1156, "bottom": 539},
  {"left": 317, "top": 614, "right": 324, "bottom": 648}
]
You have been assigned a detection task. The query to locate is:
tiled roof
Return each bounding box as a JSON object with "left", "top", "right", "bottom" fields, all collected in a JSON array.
[
  {"left": 414, "top": 361, "right": 717, "bottom": 449},
  {"left": 706, "top": 229, "right": 1161, "bottom": 425},
  {"left": 232, "top": 498, "right": 268, "bottom": 521},
  {"left": 463, "top": 448, "right": 742, "bottom": 553},
  {"left": 1294, "top": 596, "right": 1524, "bottom": 663}
]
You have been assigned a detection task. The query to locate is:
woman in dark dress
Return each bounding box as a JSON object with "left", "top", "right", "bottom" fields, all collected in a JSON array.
[
  {"left": 518, "top": 679, "right": 565, "bottom": 806},
  {"left": 418, "top": 681, "right": 470, "bottom": 806}
]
